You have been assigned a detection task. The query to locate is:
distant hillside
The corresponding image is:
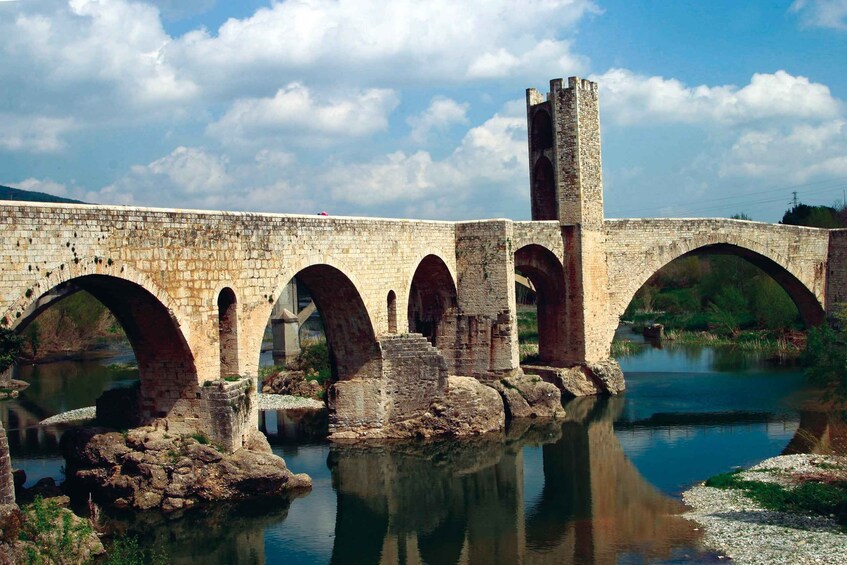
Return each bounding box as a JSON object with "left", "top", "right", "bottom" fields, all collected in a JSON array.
[{"left": 0, "top": 184, "right": 84, "bottom": 204}]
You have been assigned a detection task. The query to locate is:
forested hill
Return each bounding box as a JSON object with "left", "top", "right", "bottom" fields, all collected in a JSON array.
[{"left": 0, "top": 184, "right": 84, "bottom": 204}]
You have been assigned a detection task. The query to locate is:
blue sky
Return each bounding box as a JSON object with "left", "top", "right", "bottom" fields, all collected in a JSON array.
[{"left": 1, "top": 0, "right": 846, "bottom": 222}]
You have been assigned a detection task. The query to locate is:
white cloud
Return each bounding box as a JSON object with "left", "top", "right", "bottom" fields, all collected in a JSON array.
[
  {"left": 9, "top": 178, "right": 69, "bottom": 197},
  {"left": 407, "top": 97, "right": 469, "bottom": 143},
  {"left": 172, "top": 0, "right": 595, "bottom": 86},
  {"left": 593, "top": 69, "right": 841, "bottom": 126},
  {"left": 0, "top": 114, "right": 75, "bottom": 152},
  {"left": 721, "top": 120, "right": 847, "bottom": 181},
  {"left": 322, "top": 100, "right": 528, "bottom": 216},
  {"left": 6, "top": 0, "right": 196, "bottom": 108},
  {"left": 91, "top": 146, "right": 232, "bottom": 207},
  {"left": 207, "top": 82, "right": 398, "bottom": 147},
  {"left": 791, "top": 0, "right": 847, "bottom": 30}
]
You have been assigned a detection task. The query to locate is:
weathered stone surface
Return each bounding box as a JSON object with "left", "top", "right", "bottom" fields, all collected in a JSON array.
[
  {"left": 524, "top": 360, "right": 625, "bottom": 397},
  {"left": 331, "top": 376, "right": 504, "bottom": 440},
  {"left": 262, "top": 370, "right": 323, "bottom": 399},
  {"left": 587, "top": 359, "right": 625, "bottom": 394},
  {"left": 490, "top": 373, "right": 566, "bottom": 418},
  {"left": 63, "top": 427, "right": 311, "bottom": 513}
]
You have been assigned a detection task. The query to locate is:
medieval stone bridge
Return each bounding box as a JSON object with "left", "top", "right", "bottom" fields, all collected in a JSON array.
[{"left": 1, "top": 76, "right": 844, "bottom": 451}]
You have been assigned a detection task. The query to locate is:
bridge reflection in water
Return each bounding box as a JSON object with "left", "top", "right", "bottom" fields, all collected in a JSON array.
[{"left": 6, "top": 387, "right": 844, "bottom": 563}]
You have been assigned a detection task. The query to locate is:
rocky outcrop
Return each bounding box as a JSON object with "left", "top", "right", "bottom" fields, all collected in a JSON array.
[
  {"left": 61, "top": 426, "right": 311, "bottom": 513},
  {"left": 524, "top": 359, "right": 625, "bottom": 397},
  {"left": 489, "top": 373, "right": 566, "bottom": 418},
  {"left": 262, "top": 370, "right": 323, "bottom": 399},
  {"left": 330, "top": 376, "right": 505, "bottom": 440}
]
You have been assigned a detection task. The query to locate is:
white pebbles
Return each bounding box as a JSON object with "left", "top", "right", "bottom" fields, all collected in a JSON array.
[
  {"left": 38, "top": 394, "right": 324, "bottom": 426},
  {"left": 683, "top": 454, "right": 847, "bottom": 564}
]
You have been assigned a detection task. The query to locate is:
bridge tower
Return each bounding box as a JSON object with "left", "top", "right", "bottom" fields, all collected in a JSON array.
[{"left": 526, "top": 77, "right": 611, "bottom": 362}]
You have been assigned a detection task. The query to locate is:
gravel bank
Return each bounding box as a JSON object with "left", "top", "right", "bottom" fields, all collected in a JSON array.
[
  {"left": 39, "top": 394, "right": 324, "bottom": 425},
  {"left": 682, "top": 454, "right": 847, "bottom": 564}
]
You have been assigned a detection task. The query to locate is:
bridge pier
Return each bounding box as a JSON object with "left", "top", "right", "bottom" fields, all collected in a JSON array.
[{"left": 270, "top": 279, "right": 300, "bottom": 365}]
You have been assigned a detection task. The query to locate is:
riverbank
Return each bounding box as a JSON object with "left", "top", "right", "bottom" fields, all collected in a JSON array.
[{"left": 682, "top": 454, "right": 847, "bottom": 564}]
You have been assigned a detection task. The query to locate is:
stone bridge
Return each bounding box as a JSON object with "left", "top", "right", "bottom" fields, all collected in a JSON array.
[{"left": 1, "top": 76, "right": 845, "bottom": 454}]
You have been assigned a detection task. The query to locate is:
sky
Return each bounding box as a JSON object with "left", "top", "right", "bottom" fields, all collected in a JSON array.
[{"left": 1, "top": 0, "right": 846, "bottom": 222}]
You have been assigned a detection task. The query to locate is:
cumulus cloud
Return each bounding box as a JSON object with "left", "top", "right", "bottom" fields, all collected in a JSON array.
[
  {"left": 322, "top": 100, "right": 528, "bottom": 216},
  {"left": 721, "top": 120, "right": 847, "bottom": 181},
  {"left": 208, "top": 83, "right": 399, "bottom": 147},
  {"left": 593, "top": 69, "right": 841, "bottom": 126},
  {"left": 87, "top": 146, "right": 317, "bottom": 213},
  {"left": 5, "top": 0, "right": 196, "bottom": 110},
  {"left": 8, "top": 178, "right": 70, "bottom": 197},
  {"left": 171, "top": 0, "right": 595, "bottom": 87},
  {"left": 0, "top": 114, "right": 75, "bottom": 152},
  {"left": 407, "top": 97, "right": 469, "bottom": 143},
  {"left": 791, "top": 0, "right": 847, "bottom": 30}
]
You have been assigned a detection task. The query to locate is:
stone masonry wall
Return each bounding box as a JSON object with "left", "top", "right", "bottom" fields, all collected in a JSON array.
[
  {"left": 453, "top": 220, "right": 519, "bottom": 378},
  {"left": 826, "top": 229, "right": 847, "bottom": 316}
]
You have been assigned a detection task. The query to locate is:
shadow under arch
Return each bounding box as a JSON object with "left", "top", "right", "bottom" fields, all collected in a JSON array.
[
  {"left": 10, "top": 274, "right": 197, "bottom": 420},
  {"left": 407, "top": 254, "right": 458, "bottom": 349},
  {"left": 285, "top": 264, "right": 381, "bottom": 382},
  {"left": 515, "top": 244, "right": 568, "bottom": 366}
]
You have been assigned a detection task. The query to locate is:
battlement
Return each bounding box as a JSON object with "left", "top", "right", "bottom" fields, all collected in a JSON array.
[{"left": 526, "top": 77, "right": 599, "bottom": 109}]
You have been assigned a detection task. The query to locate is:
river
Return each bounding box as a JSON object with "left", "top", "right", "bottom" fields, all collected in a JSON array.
[{"left": 0, "top": 339, "right": 826, "bottom": 564}]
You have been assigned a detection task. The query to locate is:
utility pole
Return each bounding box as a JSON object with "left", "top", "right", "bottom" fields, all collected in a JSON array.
[{"left": 791, "top": 191, "right": 799, "bottom": 208}]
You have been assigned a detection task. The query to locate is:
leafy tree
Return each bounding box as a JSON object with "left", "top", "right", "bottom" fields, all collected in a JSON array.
[
  {"left": 804, "top": 306, "right": 847, "bottom": 399},
  {"left": 0, "top": 326, "right": 23, "bottom": 373},
  {"left": 781, "top": 203, "right": 844, "bottom": 228}
]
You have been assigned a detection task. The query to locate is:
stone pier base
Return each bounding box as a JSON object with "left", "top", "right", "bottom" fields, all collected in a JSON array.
[{"left": 523, "top": 359, "right": 625, "bottom": 397}]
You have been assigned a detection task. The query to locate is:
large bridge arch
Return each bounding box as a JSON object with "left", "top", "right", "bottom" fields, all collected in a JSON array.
[
  {"left": 255, "top": 260, "right": 381, "bottom": 383},
  {"left": 407, "top": 254, "right": 459, "bottom": 370},
  {"left": 607, "top": 233, "right": 826, "bottom": 354},
  {"left": 2, "top": 260, "right": 198, "bottom": 421},
  {"left": 514, "top": 244, "right": 568, "bottom": 366}
]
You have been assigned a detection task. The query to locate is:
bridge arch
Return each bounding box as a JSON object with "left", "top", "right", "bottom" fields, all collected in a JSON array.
[
  {"left": 610, "top": 239, "right": 825, "bottom": 351},
  {"left": 515, "top": 244, "right": 568, "bottom": 366},
  {"left": 407, "top": 254, "right": 458, "bottom": 348},
  {"left": 262, "top": 262, "right": 381, "bottom": 383},
  {"left": 3, "top": 261, "right": 198, "bottom": 420}
]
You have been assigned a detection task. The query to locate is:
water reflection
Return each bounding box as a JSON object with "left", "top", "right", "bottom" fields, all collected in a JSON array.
[{"left": 3, "top": 342, "right": 838, "bottom": 563}]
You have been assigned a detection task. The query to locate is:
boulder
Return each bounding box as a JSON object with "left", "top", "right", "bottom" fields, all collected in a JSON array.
[
  {"left": 523, "top": 359, "right": 625, "bottom": 397},
  {"left": 335, "top": 376, "right": 505, "bottom": 440},
  {"left": 62, "top": 427, "right": 311, "bottom": 513},
  {"left": 490, "top": 374, "right": 566, "bottom": 418},
  {"left": 262, "top": 370, "right": 323, "bottom": 399}
]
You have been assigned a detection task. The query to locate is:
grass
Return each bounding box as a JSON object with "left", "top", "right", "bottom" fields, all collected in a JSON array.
[{"left": 705, "top": 470, "right": 847, "bottom": 527}]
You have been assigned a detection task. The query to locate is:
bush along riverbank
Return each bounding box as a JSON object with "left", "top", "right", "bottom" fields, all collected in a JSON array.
[{"left": 683, "top": 454, "right": 847, "bottom": 564}]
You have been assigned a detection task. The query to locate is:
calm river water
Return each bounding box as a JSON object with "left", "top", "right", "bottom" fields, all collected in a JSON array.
[{"left": 1, "top": 340, "right": 824, "bottom": 564}]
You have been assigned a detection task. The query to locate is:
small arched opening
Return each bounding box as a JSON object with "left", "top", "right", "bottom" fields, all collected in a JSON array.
[
  {"left": 217, "top": 287, "right": 239, "bottom": 377},
  {"left": 387, "top": 290, "right": 397, "bottom": 334},
  {"left": 407, "top": 255, "right": 458, "bottom": 349},
  {"left": 532, "top": 156, "right": 557, "bottom": 221},
  {"left": 531, "top": 109, "right": 554, "bottom": 151}
]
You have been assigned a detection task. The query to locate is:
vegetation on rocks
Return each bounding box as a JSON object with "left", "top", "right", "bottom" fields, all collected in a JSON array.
[{"left": 17, "top": 496, "right": 104, "bottom": 564}]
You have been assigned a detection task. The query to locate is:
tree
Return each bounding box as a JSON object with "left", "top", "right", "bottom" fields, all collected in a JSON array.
[
  {"left": 804, "top": 307, "right": 847, "bottom": 399},
  {"left": 0, "top": 327, "right": 23, "bottom": 373}
]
